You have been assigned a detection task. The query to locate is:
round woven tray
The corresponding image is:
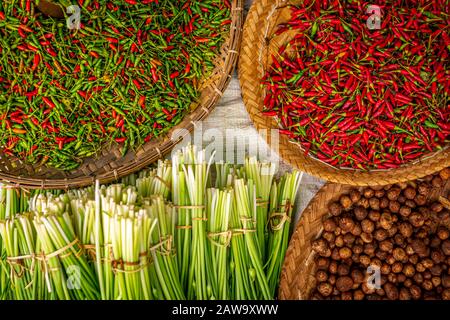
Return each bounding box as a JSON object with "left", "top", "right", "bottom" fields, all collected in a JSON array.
[
  {"left": 0, "top": 1, "right": 243, "bottom": 189},
  {"left": 238, "top": 0, "right": 450, "bottom": 186},
  {"left": 278, "top": 176, "right": 450, "bottom": 300}
]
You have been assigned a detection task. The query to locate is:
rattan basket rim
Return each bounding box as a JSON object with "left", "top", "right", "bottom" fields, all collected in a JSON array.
[
  {"left": 0, "top": 1, "right": 244, "bottom": 189},
  {"left": 238, "top": 0, "right": 450, "bottom": 186}
]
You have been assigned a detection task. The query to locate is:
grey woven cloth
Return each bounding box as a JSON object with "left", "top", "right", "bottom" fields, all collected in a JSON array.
[{"left": 189, "top": 0, "right": 326, "bottom": 224}]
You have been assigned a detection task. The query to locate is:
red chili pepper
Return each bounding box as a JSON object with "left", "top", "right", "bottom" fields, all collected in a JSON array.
[
  {"left": 278, "top": 129, "right": 293, "bottom": 136},
  {"left": 170, "top": 71, "right": 180, "bottom": 79},
  {"left": 25, "top": 89, "right": 38, "bottom": 98},
  {"left": 162, "top": 108, "right": 171, "bottom": 117},
  {"left": 271, "top": 54, "right": 281, "bottom": 70},
  {"left": 106, "top": 37, "right": 118, "bottom": 44},
  {"left": 193, "top": 37, "right": 209, "bottom": 43},
  {"left": 132, "top": 79, "right": 141, "bottom": 89},
  {"left": 18, "top": 28, "right": 27, "bottom": 38},
  {"left": 42, "top": 97, "right": 56, "bottom": 109},
  {"left": 262, "top": 111, "right": 277, "bottom": 117},
  {"left": 184, "top": 63, "right": 191, "bottom": 74},
  {"left": 115, "top": 137, "right": 127, "bottom": 143},
  {"left": 138, "top": 96, "right": 146, "bottom": 108},
  {"left": 89, "top": 51, "right": 100, "bottom": 59},
  {"left": 77, "top": 90, "right": 87, "bottom": 99},
  {"left": 151, "top": 68, "right": 159, "bottom": 82},
  {"left": 26, "top": 43, "right": 38, "bottom": 52},
  {"left": 356, "top": 94, "right": 362, "bottom": 110},
  {"left": 43, "top": 33, "right": 53, "bottom": 39},
  {"left": 31, "top": 54, "right": 40, "bottom": 71},
  {"left": 220, "top": 19, "right": 232, "bottom": 26},
  {"left": 116, "top": 119, "right": 124, "bottom": 128},
  {"left": 16, "top": 44, "right": 28, "bottom": 51},
  {"left": 46, "top": 47, "right": 57, "bottom": 57},
  {"left": 19, "top": 24, "right": 33, "bottom": 33}
]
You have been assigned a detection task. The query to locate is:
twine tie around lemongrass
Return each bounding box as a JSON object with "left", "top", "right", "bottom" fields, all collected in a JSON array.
[
  {"left": 256, "top": 198, "right": 269, "bottom": 207},
  {"left": 6, "top": 254, "right": 36, "bottom": 288},
  {"left": 232, "top": 228, "right": 257, "bottom": 236},
  {"left": 207, "top": 231, "right": 233, "bottom": 248},
  {"left": 172, "top": 204, "right": 207, "bottom": 229},
  {"left": 6, "top": 238, "right": 83, "bottom": 291},
  {"left": 268, "top": 201, "right": 292, "bottom": 231},
  {"left": 111, "top": 252, "right": 150, "bottom": 274},
  {"left": 150, "top": 235, "right": 174, "bottom": 256},
  {"left": 82, "top": 243, "right": 113, "bottom": 262},
  {"left": 154, "top": 175, "right": 171, "bottom": 189}
]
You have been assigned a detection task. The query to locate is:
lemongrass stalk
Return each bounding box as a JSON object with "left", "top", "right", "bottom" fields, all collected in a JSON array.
[
  {"left": 0, "top": 219, "right": 24, "bottom": 299},
  {"left": 0, "top": 185, "right": 8, "bottom": 299},
  {"left": 149, "top": 197, "right": 185, "bottom": 299},
  {"left": 148, "top": 257, "right": 163, "bottom": 299},
  {"left": 31, "top": 193, "right": 98, "bottom": 299},
  {"left": 107, "top": 199, "right": 158, "bottom": 300},
  {"left": 123, "top": 208, "right": 140, "bottom": 299},
  {"left": 98, "top": 193, "right": 116, "bottom": 300},
  {"left": 0, "top": 187, "right": 25, "bottom": 299},
  {"left": 110, "top": 212, "right": 126, "bottom": 299},
  {"left": 233, "top": 179, "right": 271, "bottom": 300},
  {"left": 94, "top": 181, "right": 106, "bottom": 300},
  {"left": 33, "top": 216, "right": 70, "bottom": 299},
  {"left": 42, "top": 213, "right": 99, "bottom": 299},
  {"left": 265, "top": 171, "right": 302, "bottom": 296},
  {"left": 229, "top": 194, "right": 252, "bottom": 299},
  {"left": 182, "top": 146, "right": 213, "bottom": 300},
  {"left": 100, "top": 201, "right": 114, "bottom": 300},
  {"left": 215, "top": 162, "right": 231, "bottom": 188},
  {"left": 139, "top": 207, "right": 158, "bottom": 300},
  {"left": 244, "top": 158, "right": 276, "bottom": 262},
  {"left": 153, "top": 160, "right": 172, "bottom": 199},
  {"left": 136, "top": 160, "right": 172, "bottom": 199},
  {"left": 0, "top": 186, "right": 6, "bottom": 219},
  {"left": 205, "top": 189, "right": 217, "bottom": 298},
  {"left": 121, "top": 172, "right": 137, "bottom": 186},
  {"left": 206, "top": 188, "right": 232, "bottom": 300},
  {"left": 172, "top": 153, "right": 192, "bottom": 293},
  {"left": 15, "top": 216, "right": 38, "bottom": 300},
  {"left": 229, "top": 179, "right": 257, "bottom": 300}
]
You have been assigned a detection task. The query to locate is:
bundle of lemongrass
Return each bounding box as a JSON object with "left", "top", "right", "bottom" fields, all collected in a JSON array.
[{"left": 0, "top": 146, "right": 302, "bottom": 300}]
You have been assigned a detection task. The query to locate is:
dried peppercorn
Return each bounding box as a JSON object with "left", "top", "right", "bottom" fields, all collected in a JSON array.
[{"left": 310, "top": 168, "right": 450, "bottom": 300}]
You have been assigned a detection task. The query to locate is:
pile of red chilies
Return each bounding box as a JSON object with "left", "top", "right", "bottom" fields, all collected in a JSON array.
[{"left": 262, "top": 0, "right": 449, "bottom": 170}]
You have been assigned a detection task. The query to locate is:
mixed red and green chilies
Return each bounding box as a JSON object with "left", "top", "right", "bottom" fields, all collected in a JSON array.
[
  {"left": 262, "top": 0, "right": 449, "bottom": 170},
  {"left": 0, "top": 0, "right": 231, "bottom": 170}
]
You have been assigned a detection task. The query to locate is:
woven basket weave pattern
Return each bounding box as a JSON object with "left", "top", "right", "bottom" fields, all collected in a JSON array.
[
  {"left": 238, "top": 0, "right": 450, "bottom": 186},
  {"left": 278, "top": 179, "right": 450, "bottom": 300},
  {"left": 0, "top": 1, "right": 244, "bottom": 189}
]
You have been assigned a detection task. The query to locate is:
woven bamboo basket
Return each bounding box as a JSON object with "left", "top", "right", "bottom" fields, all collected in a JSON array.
[
  {"left": 0, "top": 1, "right": 243, "bottom": 189},
  {"left": 238, "top": 0, "right": 450, "bottom": 186},
  {"left": 278, "top": 175, "right": 450, "bottom": 300}
]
